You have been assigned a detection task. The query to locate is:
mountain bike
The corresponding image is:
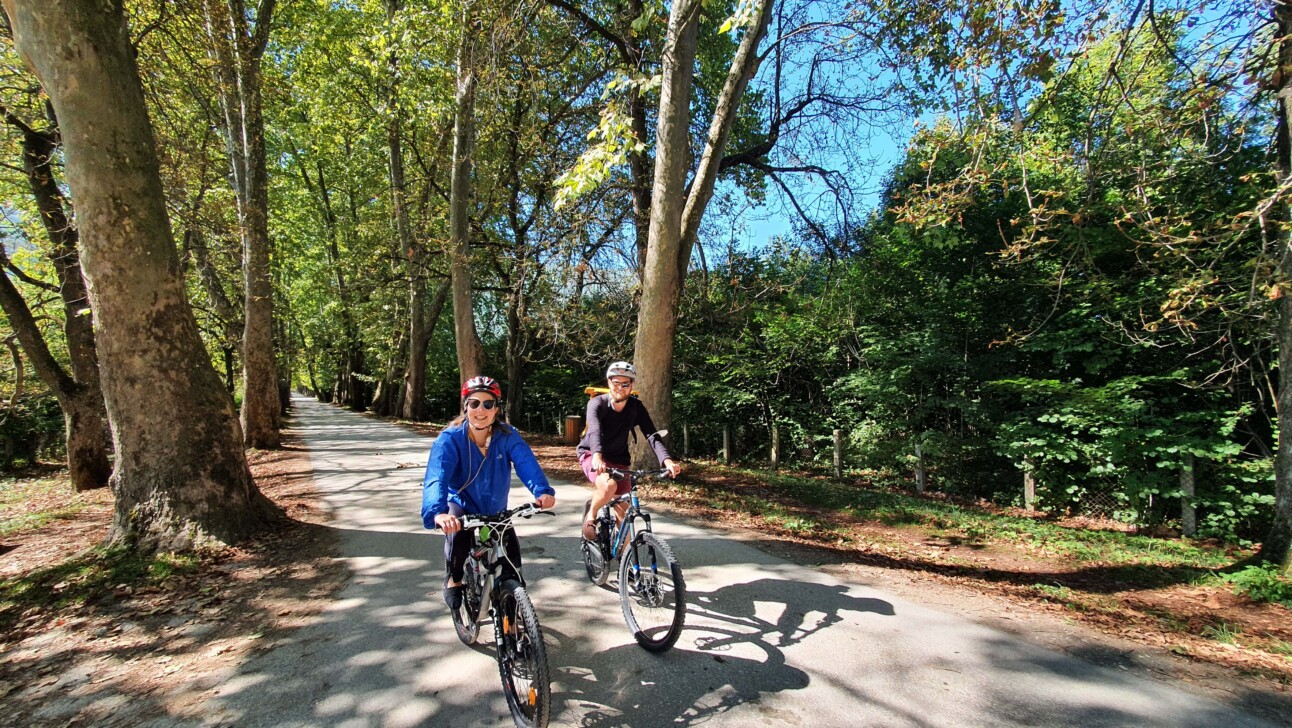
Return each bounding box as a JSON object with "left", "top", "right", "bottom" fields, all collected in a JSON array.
[
  {"left": 580, "top": 467, "right": 686, "bottom": 652},
  {"left": 450, "top": 502, "right": 554, "bottom": 728}
]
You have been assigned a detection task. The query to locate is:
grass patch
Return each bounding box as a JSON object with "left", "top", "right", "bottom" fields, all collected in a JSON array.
[
  {"left": 1032, "top": 583, "right": 1075, "bottom": 601},
  {"left": 1201, "top": 622, "right": 1243, "bottom": 644},
  {"left": 0, "top": 547, "right": 204, "bottom": 632},
  {"left": 698, "top": 463, "right": 1238, "bottom": 569},
  {"left": 0, "top": 474, "right": 92, "bottom": 538}
]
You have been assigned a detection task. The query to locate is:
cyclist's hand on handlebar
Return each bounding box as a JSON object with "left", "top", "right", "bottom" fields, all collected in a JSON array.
[
  {"left": 534, "top": 493, "right": 555, "bottom": 509},
  {"left": 434, "top": 513, "right": 461, "bottom": 534},
  {"left": 591, "top": 452, "right": 606, "bottom": 474},
  {"left": 662, "top": 458, "right": 682, "bottom": 478}
]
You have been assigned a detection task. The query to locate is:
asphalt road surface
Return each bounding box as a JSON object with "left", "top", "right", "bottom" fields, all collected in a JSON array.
[{"left": 191, "top": 396, "right": 1284, "bottom": 727}]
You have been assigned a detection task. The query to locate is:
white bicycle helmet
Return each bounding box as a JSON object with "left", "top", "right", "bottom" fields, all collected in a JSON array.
[{"left": 605, "top": 361, "right": 637, "bottom": 381}]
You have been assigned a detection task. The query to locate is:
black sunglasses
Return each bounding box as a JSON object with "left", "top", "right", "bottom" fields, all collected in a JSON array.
[{"left": 465, "top": 399, "right": 498, "bottom": 410}]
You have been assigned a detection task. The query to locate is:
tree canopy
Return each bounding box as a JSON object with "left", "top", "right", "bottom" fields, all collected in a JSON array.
[{"left": 2, "top": 0, "right": 1292, "bottom": 568}]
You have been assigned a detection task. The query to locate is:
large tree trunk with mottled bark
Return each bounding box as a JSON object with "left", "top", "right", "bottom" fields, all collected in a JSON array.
[
  {"left": 449, "top": 6, "right": 484, "bottom": 383},
  {"left": 3, "top": 0, "right": 280, "bottom": 550},
  {"left": 203, "top": 0, "right": 281, "bottom": 449}
]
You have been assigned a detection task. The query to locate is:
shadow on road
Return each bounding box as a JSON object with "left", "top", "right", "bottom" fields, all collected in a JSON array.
[{"left": 545, "top": 575, "right": 894, "bottom": 726}]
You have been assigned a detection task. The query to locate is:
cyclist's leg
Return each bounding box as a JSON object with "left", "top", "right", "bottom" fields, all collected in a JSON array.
[
  {"left": 610, "top": 478, "right": 631, "bottom": 524},
  {"left": 501, "top": 528, "right": 524, "bottom": 584},
  {"left": 442, "top": 502, "right": 469, "bottom": 607},
  {"left": 580, "top": 453, "right": 619, "bottom": 538}
]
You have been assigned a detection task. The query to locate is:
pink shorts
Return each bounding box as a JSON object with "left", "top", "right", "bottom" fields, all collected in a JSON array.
[{"left": 579, "top": 452, "right": 631, "bottom": 495}]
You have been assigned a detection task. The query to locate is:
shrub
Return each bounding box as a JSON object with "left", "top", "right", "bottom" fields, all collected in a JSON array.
[
  {"left": 1217, "top": 565, "right": 1292, "bottom": 607},
  {"left": 0, "top": 395, "right": 63, "bottom": 471}
]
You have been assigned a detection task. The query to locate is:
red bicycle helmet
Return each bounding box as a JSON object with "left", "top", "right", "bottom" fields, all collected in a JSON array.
[{"left": 461, "top": 375, "right": 502, "bottom": 399}]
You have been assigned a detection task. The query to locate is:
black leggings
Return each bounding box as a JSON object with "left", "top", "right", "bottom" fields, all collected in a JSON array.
[{"left": 444, "top": 502, "right": 523, "bottom": 584}]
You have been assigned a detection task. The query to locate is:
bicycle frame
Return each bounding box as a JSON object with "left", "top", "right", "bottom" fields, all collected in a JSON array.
[
  {"left": 601, "top": 469, "right": 666, "bottom": 559},
  {"left": 465, "top": 537, "right": 502, "bottom": 625},
  {"left": 459, "top": 504, "right": 548, "bottom": 624},
  {"left": 605, "top": 496, "right": 642, "bottom": 559}
]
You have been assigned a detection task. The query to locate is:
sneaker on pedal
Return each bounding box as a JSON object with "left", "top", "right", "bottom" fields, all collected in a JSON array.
[{"left": 443, "top": 583, "right": 462, "bottom": 610}]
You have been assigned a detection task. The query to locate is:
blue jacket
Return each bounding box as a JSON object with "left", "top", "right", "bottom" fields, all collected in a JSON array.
[{"left": 421, "top": 422, "right": 554, "bottom": 528}]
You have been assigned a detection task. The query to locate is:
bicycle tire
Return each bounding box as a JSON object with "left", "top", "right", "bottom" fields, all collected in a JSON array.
[
  {"left": 496, "top": 580, "right": 552, "bottom": 728},
  {"left": 618, "top": 532, "right": 685, "bottom": 652},
  {"left": 452, "top": 557, "right": 482, "bottom": 645}
]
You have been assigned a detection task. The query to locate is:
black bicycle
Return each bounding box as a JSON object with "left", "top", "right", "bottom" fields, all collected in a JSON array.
[
  {"left": 580, "top": 467, "right": 686, "bottom": 652},
  {"left": 449, "top": 502, "right": 553, "bottom": 728}
]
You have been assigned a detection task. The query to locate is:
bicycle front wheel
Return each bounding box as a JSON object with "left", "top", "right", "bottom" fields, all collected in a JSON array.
[
  {"left": 496, "top": 580, "right": 552, "bottom": 728},
  {"left": 618, "top": 532, "right": 685, "bottom": 652},
  {"left": 452, "top": 559, "right": 482, "bottom": 645}
]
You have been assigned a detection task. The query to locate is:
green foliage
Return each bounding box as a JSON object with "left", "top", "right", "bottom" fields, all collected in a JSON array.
[
  {"left": 1032, "top": 583, "right": 1075, "bottom": 602},
  {"left": 0, "top": 396, "right": 64, "bottom": 472},
  {"left": 1216, "top": 565, "right": 1292, "bottom": 608},
  {"left": 990, "top": 375, "right": 1269, "bottom": 532}
]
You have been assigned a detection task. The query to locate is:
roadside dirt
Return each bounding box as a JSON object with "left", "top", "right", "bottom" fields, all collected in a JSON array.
[
  {"left": 0, "top": 433, "right": 345, "bottom": 728},
  {"left": 4, "top": 412, "right": 1292, "bottom": 727}
]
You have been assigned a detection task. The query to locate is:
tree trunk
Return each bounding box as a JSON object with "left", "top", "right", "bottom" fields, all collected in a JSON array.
[
  {"left": 384, "top": 0, "right": 431, "bottom": 421},
  {"left": 631, "top": 0, "right": 701, "bottom": 452},
  {"left": 370, "top": 327, "right": 405, "bottom": 417},
  {"left": 184, "top": 228, "right": 242, "bottom": 356},
  {"left": 0, "top": 105, "right": 111, "bottom": 491},
  {"left": 3, "top": 0, "right": 280, "bottom": 549},
  {"left": 504, "top": 269, "right": 530, "bottom": 425},
  {"left": 1259, "top": 1, "right": 1292, "bottom": 572},
  {"left": 632, "top": 0, "right": 772, "bottom": 461},
  {"left": 0, "top": 249, "right": 111, "bottom": 491},
  {"left": 402, "top": 279, "right": 450, "bottom": 420},
  {"left": 204, "top": 0, "right": 281, "bottom": 449},
  {"left": 450, "top": 6, "right": 484, "bottom": 382},
  {"left": 677, "top": 0, "right": 774, "bottom": 270}
]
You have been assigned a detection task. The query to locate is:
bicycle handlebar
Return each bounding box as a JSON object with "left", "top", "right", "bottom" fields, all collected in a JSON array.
[
  {"left": 452, "top": 502, "right": 553, "bottom": 530},
  {"left": 605, "top": 467, "right": 672, "bottom": 481}
]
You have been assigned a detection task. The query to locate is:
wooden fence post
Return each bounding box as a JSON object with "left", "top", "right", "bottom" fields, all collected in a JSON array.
[
  {"left": 833, "top": 429, "right": 843, "bottom": 479},
  {"left": 723, "top": 425, "right": 732, "bottom": 464},
  {"left": 1181, "top": 453, "right": 1196, "bottom": 537},
  {"left": 1023, "top": 457, "right": 1037, "bottom": 512},
  {"left": 682, "top": 423, "right": 689, "bottom": 458},
  {"left": 771, "top": 426, "right": 780, "bottom": 471},
  {"left": 914, "top": 440, "right": 927, "bottom": 494}
]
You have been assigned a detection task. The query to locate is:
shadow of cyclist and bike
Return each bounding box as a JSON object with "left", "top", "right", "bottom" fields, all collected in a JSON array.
[{"left": 544, "top": 572, "right": 895, "bottom": 726}]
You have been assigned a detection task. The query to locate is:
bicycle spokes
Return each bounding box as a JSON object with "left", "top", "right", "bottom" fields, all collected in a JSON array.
[{"left": 618, "top": 532, "right": 686, "bottom": 653}]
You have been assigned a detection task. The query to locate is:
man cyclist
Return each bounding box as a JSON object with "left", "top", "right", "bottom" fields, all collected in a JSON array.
[{"left": 577, "top": 361, "right": 681, "bottom": 541}]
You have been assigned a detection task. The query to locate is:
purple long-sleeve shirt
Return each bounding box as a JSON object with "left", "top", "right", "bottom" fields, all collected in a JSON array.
[{"left": 576, "top": 393, "right": 672, "bottom": 466}]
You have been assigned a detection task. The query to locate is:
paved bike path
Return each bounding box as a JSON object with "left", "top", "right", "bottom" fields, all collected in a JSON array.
[{"left": 195, "top": 396, "right": 1283, "bottom": 727}]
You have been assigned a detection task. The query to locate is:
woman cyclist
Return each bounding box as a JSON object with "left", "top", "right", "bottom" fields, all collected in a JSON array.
[{"left": 421, "top": 376, "right": 556, "bottom": 610}]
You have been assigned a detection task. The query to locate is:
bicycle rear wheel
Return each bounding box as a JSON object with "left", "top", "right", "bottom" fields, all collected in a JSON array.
[
  {"left": 581, "top": 538, "right": 610, "bottom": 586},
  {"left": 618, "top": 532, "right": 685, "bottom": 652},
  {"left": 496, "top": 580, "right": 552, "bottom": 728}
]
